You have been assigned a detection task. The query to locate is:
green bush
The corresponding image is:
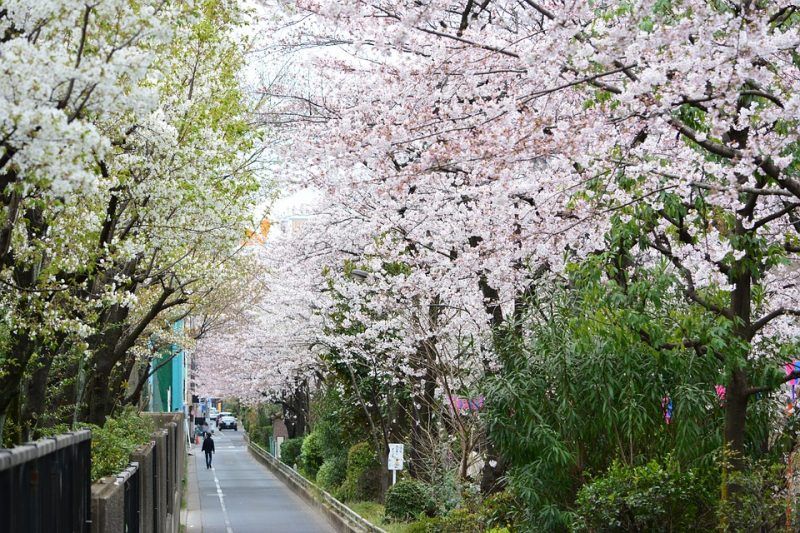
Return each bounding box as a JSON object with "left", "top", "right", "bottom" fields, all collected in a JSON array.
[
  {"left": 405, "top": 510, "right": 485, "bottom": 533},
  {"left": 406, "top": 516, "right": 444, "bottom": 533},
  {"left": 311, "top": 386, "right": 361, "bottom": 460},
  {"left": 438, "top": 508, "right": 484, "bottom": 532},
  {"left": 428, "top": 469, "right": 463, "bottom": 515},
  {"left": 716, "top": 458, "right": 787, "bottom": 532},
  {"left": 385, "top": 479, "right": 433, "bottom": 521},
  {"left": 479, "top": 491, "right": 522, "bottom": 530},
  {"left": 299, "top": 430, "right": 325, "bottom": 479},
  {"left": 88, "top": 409, "right": 154, "bottom": 482},
  {"left": 252, "top": 407, "right": 273, "bottom": 448},
  {"left": 573, "top": 458, "right": 715, "bottom": 532},
  {"left": 317, "top": 455, "right": 347, "bottom": 491},
  {"left": 339, "top": 441, "right": 382, "bottom": 501},
  {"left": 280, "top": 437, "right": 304, "bottom": 468}
]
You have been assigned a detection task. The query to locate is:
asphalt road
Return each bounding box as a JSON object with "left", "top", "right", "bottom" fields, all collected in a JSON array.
[{"left": 185, "top": 429, "right": 333, "bottom": 533}]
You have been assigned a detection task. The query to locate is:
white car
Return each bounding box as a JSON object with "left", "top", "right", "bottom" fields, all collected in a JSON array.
[{"left": 218, "top": 414, "right": 237, "bottom": 431}]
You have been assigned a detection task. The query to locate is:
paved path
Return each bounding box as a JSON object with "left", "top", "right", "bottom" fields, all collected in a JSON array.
[{"left": 184, "top": 430, "right": 333, "bottom": 533}]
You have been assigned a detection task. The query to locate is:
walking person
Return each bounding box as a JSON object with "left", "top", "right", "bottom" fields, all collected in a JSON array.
[{"left": 202, "top": 432, "right": 215, "bottom": 469}]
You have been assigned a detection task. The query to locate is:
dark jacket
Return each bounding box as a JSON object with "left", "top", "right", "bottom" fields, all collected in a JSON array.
[{"left": 201, "top": 436, "right": 215, "bottom": 453}]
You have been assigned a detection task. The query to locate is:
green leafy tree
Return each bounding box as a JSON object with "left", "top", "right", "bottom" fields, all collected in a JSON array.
[{"left": 485, "top": 261, "right": 782, "bottom": 529}]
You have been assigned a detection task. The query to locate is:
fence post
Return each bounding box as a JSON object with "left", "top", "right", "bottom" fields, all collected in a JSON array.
[{"left": 131, "top": 442, "right": 156, "bottom": 533}]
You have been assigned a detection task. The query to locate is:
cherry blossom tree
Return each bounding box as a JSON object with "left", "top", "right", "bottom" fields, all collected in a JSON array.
[
  {"left": 244, "top": 0, "right": 800, "bottom": 495},
  {"left": 0, "top": 0, "right": 264, "bottom": 439}
]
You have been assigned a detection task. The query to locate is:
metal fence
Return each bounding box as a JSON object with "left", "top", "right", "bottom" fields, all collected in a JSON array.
[
  {"left": 0, "top": 430, "right": 92, "bottom": 533},
  {"left": 118, "top": 463, "right": 140, "bottom": 533},
  {"left": 152, "top": 444, "right": 159, "bottom": 533}
]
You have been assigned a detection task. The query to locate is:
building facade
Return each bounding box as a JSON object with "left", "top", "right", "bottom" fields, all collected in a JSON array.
[{"left": 148, "top": 320, "right": 187, "bottom": 413}]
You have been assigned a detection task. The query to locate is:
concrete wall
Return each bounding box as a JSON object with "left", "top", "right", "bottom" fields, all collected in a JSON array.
[
  {"left": 91, "top": 413, "right": 185, "bottom": 533},
  {"left": 90, "top": 477, "right": 124, "bottom": 533},
  {"left": 143, "top": 412, "right": 185, "bottom": 533},
  {"left": 153, "top": 429, "right": 169, "bottom": 533},
  {"left": 130, "top": 442, "right": 155, "bottom": 533}
]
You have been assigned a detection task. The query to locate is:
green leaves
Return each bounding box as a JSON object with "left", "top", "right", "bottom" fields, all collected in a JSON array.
[
  {"left": 573, "top": 456, "right": 717, "bottom": 532},
  {"left": 84, "top": 408, "right": 154, "bottom": 481},
  {"left": 485, "top": 266, "right": 729, "bottom": 528}
]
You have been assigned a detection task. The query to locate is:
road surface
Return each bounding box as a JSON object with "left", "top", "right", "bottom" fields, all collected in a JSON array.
[{"left": 184, "top": 429, "right": 333, "bottom": 533}]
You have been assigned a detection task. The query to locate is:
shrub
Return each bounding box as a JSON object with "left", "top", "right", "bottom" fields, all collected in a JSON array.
[
  {"left": 280, "top": 437, "right": 304, "bottom": 468},
  {"left": 252, "top": 407, "right": 273, "bottom": 448},
  {"left": 299, "top": 430, "right": 325, "bottom": 479},
  {"left": 479, "top": 491, "right": 523, "bottom": 530},
  {"left": 716, "top": 458, "right": 787, "bottom": 532},
  {"left": 573, "top": 458, "right": 715, "bottom": 532},
  {"left": 438, "top": 508, "right": 485, "bottom": 533},
  {"left": 311, "top": 386, "right": 361, "bottom": 460},
  {"left": 406, "top": 516, "right": 444, "bottom": 533},
  {"left": 405, "top": 510, "right": 485, "bottom": 533},
  {"left": 339, "top": 441, "right": 382, "bottom": 501},
  {"left": 385, "top": 479, "right": 433, "bottom": 521},
  {"left": 88, "top": 409, "right": 154, "bottom": 482},
  {"left": 317, "top": 455, "right": 347, "bottom": 492},
  {"left": 428, "top": 470, "right": 463, "bottom": 515}
]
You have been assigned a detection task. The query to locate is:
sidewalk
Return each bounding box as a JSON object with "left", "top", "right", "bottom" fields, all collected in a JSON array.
[{"left": 182, "top": 441, "right": 203, "bottom": 532}]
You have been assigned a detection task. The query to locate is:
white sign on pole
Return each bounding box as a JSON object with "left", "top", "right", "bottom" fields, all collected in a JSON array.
[
  {"left": 388, "top": 443, "right": 404, "bottom": 485},
  {"left": 388, "top": 443, "right": 404, "bottom": 470}
]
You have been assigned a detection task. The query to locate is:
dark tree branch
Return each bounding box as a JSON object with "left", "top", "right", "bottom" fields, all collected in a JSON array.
[
  {"left": 746, "top": 370, "right": 800, "bottom": 397},
  {"left": 750, "top": 202, "right": 800, "bottom": 231},
  {"left": 650, "top": 236, "right": 734, "bottom": 319},
  {"left": 750, "top": 307, "right": 800, "bottom": 335}
]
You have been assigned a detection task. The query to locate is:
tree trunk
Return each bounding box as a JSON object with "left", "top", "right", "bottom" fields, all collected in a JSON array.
[
  {"left": 480, "top": 438, "right": 507, "bottom": 494},
  {"left": 86, "top": 361, "right": 116, "bottom": 425},
  {"left": 21, "top": 353, "right": 55, "bottom": 440},
  {"left": 723, "top": 370, "right": 749, "bottom": 463},
  {"left": 379, "top": 450, "right": 390, "bottom": 501},
  {"left": 726, "top": 264, "right": 751, "bottom": 467},
  {"left": 721, "top": 259, "right": 752, "bottom": 514},
  {"left": 282, "top": 384, "right": 308, "bottom": 437},
  {"left": 0, "top": 330, "right": 35, "bottom": 442},
  {"left": 409, "top": 364, "right": 436, "bottom": 480},
  {"left": 0, "top": 206, "right": 46, "bottom": 440}
]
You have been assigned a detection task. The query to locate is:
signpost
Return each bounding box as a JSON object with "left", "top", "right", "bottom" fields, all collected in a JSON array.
[{"left": 388, "top": 443, "right": 404, "bottom": 486}]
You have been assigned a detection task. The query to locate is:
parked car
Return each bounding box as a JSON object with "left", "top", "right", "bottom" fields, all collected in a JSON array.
[{"left": 218, "top": 414, "right": 237, "bottom": 431}]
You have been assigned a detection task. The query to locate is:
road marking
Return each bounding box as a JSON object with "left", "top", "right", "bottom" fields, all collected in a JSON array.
[{"left": 212, "top": 466, "right": 234, "bottom": 533}]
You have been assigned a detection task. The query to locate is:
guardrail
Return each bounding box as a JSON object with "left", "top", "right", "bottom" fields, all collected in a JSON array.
[
  {"left": 249, "top": 441, "right": 387, "bottom": 533},
  {"left": 0, "top": 429, "right": 92, "bottom": 533}
]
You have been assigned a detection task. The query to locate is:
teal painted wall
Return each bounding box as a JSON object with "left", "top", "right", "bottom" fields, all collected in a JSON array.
[{"left": 149, "top": 319, "right": 185, "bottom": 412}]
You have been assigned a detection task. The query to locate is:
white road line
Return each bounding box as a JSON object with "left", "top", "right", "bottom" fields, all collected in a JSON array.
[{"left": 212, "top": 466, "right": 234, "bottom": 533}]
